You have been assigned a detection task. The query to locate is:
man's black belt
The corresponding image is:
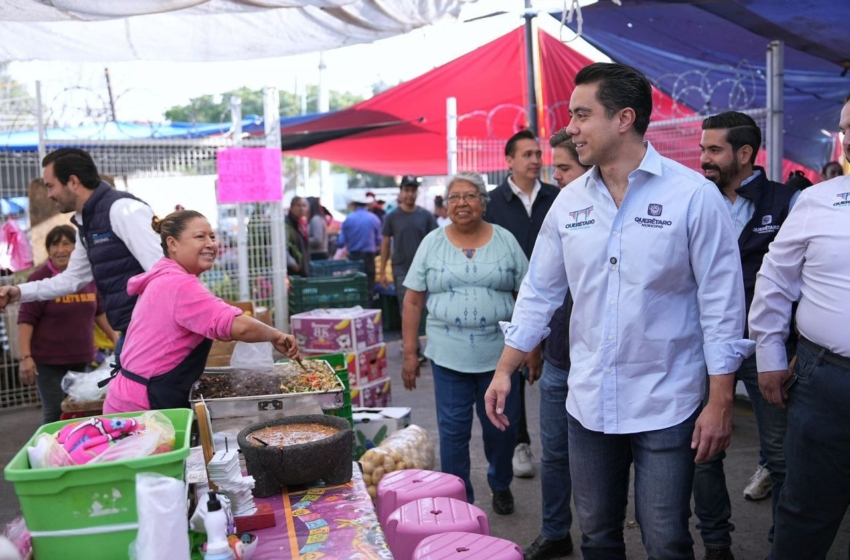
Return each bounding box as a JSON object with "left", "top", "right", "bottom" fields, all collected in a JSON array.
[{"left": 799, "top": 336, "right": 850, "bottom": 371}]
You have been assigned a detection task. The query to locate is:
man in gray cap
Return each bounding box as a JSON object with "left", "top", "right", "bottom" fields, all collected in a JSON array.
[{"left": 379, "top": 175, "right": 437, "bottom": 361}]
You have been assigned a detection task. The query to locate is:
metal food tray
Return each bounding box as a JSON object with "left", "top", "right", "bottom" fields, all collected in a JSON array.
[{"left": 189, "top": 361, "right": 344, "bottom": 421}]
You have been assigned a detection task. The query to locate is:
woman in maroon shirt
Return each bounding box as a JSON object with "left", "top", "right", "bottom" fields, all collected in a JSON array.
[{"left": 18, "top": 225, "right": 117, "bottom": 424}]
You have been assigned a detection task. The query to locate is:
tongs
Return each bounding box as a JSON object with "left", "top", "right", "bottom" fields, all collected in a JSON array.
[{"left": 283, "top": 337, "right": 308, "bottom": 372}]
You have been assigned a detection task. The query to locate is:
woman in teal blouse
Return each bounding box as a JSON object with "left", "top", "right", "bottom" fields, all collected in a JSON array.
[{"left": 402, "top": 171, "right": 528, "bottom": 515}]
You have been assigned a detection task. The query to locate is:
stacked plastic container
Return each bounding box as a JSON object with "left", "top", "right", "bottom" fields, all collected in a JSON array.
[
  {"left": 4, "top": 409, "right": 194, "bottom": 560},
  {"left": 292, "top": 307, "right": 391, "bottom": 407}
]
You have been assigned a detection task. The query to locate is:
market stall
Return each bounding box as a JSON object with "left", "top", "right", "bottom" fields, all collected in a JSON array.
[{"left": 0, "top": 346, "right": 448, "bottom": 560}]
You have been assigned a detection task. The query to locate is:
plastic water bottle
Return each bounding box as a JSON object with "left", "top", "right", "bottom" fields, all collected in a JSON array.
[{"left": 203, "top": 492, "right": 235, "bottom": 560}]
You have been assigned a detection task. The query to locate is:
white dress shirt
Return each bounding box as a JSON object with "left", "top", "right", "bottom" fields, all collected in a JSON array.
[
  {"left": 749, "top": 175, "right": 850, "bottom": 368},
  {"left": 19, "top": 198, "right": 162, "bottom": 302},
  {"left": 502, "top": 143, "right": 753, "bottom": 434},
  {"left": 507, "top": 177, "right": 541, "bottom": 217}
]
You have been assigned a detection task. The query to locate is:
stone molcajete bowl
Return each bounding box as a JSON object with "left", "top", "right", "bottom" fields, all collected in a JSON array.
[{"left": 237, "top": 414, "right": 353, "bottom": 498}]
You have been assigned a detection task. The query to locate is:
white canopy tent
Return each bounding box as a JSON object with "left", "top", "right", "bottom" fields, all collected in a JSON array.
[{"left": 0, "top": 0, "right": 471, "bottom": 62}]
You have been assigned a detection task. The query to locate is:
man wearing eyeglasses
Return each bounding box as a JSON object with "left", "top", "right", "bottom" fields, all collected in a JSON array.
[{"left": 484, "top": 129, "right": 560, "bottom": 480}]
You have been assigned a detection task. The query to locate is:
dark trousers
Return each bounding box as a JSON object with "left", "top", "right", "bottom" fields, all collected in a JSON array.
[
  {"left": 349, "top": 251, "right": 376, "bottom": 299},
  {"left": 539, "top": 360, "right": 573, "bottom": 539},
  {"left": 431, "top": 361, "right": 520, "bottom": 503},
  {"left": 518, "top": 378, "right": 530, "bottom": 444},
  {"left": 693, "top": 354, "right": 787, "bottom": 548},
  {"left": 772, "top": 340, "right": 850, "bottom": 559},
  {"left": 36, "top": 362, "right": 88, "bottom": 424},
  {"left": 569, "top": 409, "right": 698, "bottom": 560}
]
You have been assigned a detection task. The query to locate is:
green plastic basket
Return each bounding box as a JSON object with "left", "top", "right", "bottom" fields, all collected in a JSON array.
[
  {"left": 289, "top": 272, "right": 369, "bottom": 314},
  {"left": 310, "top": 259, "right": 365, "bottom": 278},
  {"left": 4, "top": 408, "right": 193, "bottom": 560}
]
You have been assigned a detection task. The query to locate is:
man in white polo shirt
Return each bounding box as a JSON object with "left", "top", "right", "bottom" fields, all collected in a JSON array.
[{"left": 748, "top": 93, "right": 850, "bottom": 559}]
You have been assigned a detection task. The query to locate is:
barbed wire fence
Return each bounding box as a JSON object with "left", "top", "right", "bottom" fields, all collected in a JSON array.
[{"left": 456, "top": 64, "right": 768, "bottom": 184}]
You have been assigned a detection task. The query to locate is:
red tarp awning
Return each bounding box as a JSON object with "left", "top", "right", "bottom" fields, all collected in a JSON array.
[{"left": 284, "top": 26, "right": 816, "bottom": 180}]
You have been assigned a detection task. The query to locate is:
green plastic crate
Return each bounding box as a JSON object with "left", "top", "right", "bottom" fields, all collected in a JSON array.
[
  {"left": 310, "top": 259, "right": 365, "bottom": 278},
  {"left": 4, "top": 408, "right": 194, "bottom": 560},
  {"left": 289, "top": 273, "right": 369, "bottom": 315}
]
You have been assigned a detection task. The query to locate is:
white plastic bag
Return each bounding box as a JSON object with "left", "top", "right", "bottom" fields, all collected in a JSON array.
[
  {"left": 132, "top": 473, "right": 190, "bottom": 560},
  {"left": 26, "top": 433, "right": 74, "bottom": 469},
  {"left": 61, "top": 362, "right": 113, "bottom": 402},
  {"left": 230, "top": 341, "right": 274, "bottom": 369}
]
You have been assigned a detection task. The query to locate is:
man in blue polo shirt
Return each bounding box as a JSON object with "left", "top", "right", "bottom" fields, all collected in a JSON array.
[{"left": 340, "top": 196, "right": 382, "bottom": 298}]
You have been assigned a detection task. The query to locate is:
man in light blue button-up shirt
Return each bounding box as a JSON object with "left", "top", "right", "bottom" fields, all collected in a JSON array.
[{"left": 484, "top": 63, "right": 753, "bottom": 559}]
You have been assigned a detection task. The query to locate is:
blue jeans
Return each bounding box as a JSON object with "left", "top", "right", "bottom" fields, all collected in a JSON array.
[
  {"left": 539, "top": 359, "right": 573, "bottom": 540},
  {"left": 772, "top": 341, "right": 850, "bottom": 559},
  {"left": 431, "top": 361, "right": 520, "bottom": 503},
  {"left": 569, "top": 409, "right": 698, "bottom": 560},
  {"left": 693, "top": 354, "right": 787, "bottom": 548}
]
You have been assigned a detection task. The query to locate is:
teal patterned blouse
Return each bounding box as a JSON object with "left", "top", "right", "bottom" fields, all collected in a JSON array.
[{"left": 404, "top": 224, "right": 529, "bottom": 373}]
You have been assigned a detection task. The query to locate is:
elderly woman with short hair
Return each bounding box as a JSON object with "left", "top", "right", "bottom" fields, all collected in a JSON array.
[{"left": 402, "top": 171, "right": 528, "bottom": 515}]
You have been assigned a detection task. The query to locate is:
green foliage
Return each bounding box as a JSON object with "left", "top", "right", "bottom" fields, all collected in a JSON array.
[{"left": 163, "top": 85, "right": 364, "bottom": 123}]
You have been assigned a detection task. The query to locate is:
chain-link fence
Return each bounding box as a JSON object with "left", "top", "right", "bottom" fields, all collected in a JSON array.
[
  {"left": 0, "top": 136, "right": 286, "bottom": 410},
  {"left": 646, "top": 109, "right": 768, "bottom": 171},
  {"left": 456, "top": 108, "right": 768, "bottom": 186}
]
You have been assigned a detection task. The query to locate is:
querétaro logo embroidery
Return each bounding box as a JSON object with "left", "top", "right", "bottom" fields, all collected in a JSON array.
[
  {"left": 565, "top": 206, "right": 595, "bottom": 230},
  {"left": 648, "top": 203, "right": 663, "bottom": 216},
  {"left": 835, "top": 192, "right": 850, "bottom": 207},
  {"left": 91, "top": 232, "right": 114, "bottom": 245},
  {"left": 762, "top": 215, "right": 773, "bottom": 225}
]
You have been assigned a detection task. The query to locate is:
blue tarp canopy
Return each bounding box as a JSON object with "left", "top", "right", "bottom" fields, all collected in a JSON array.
[
  {"left": 553, "top": 0, "right": 850, "bottom": 172},
  {"left": 0, "top": 113, "right": 328, "bottom": 151}
]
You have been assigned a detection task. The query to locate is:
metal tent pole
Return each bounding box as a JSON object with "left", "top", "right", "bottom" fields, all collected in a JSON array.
[
  {"left": 447, "top": 97, "right": 458, "bottom": 176},
  {"left": 264, "top": 86, "right": 290, "bottom": 332},
  {"left": 766, "top": 41, "right": 784, "bottom": 182},
  {"left": 230, "top": 96, "right": 251, "bottom": 302}
]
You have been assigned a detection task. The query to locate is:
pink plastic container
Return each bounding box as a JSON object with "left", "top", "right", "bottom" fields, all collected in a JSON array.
[
  {"left": 377, "top": 469, "right": 467, "bottom": 527},
  {"left": 413, "top": 532, "right": 523, "bottom": 560},
  {"left": 384, "top": 497, "right": 489, "bottom": 560}
]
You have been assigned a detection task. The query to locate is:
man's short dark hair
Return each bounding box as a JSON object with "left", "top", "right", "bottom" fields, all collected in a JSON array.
[
  {"left": 701, "top": 111, "right": 761, "bottom": 165},
  {"left": 549, "top": 128, "right": 570, "bottom": 149},
  {"left": 505, "top": 129, "right": 537, "bottom": 157},
  {"left": 549, "top": 128, "right": 581, "bottom": 163},
  {"left": 42, "top": 148, "right": 101, "bottom": 190},
  {"left": 822, "top": 161, "right": 844, "bottom": 176},
  {"left": 574, "top": 62, "right": 653, "bottom": 136}
]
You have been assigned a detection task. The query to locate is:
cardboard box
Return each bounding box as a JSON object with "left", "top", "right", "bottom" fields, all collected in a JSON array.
[
  {"left": 352, "top": 406, "right": 411, "bottom": 457},
  {"left": 292, "top": 307, "right": 383, "bottom": 353},
  {"left": 345, "top": 343, "right": 387, "bottom": 386},
  {"left": 350, "top": 377, "right": 391, "bottom": 408}
]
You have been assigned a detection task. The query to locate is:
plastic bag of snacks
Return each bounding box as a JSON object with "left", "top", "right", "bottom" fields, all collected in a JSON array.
[
  {"left": 27, "top": 411, "right": 176, "bottom": 469},
  {"left": 358, "top": 425, "right": 434, "bottom": 500}
]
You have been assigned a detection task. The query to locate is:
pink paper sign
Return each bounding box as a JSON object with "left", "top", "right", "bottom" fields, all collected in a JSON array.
[{"left": 217, "top": 148, "right": 283, "bottom": 203}]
